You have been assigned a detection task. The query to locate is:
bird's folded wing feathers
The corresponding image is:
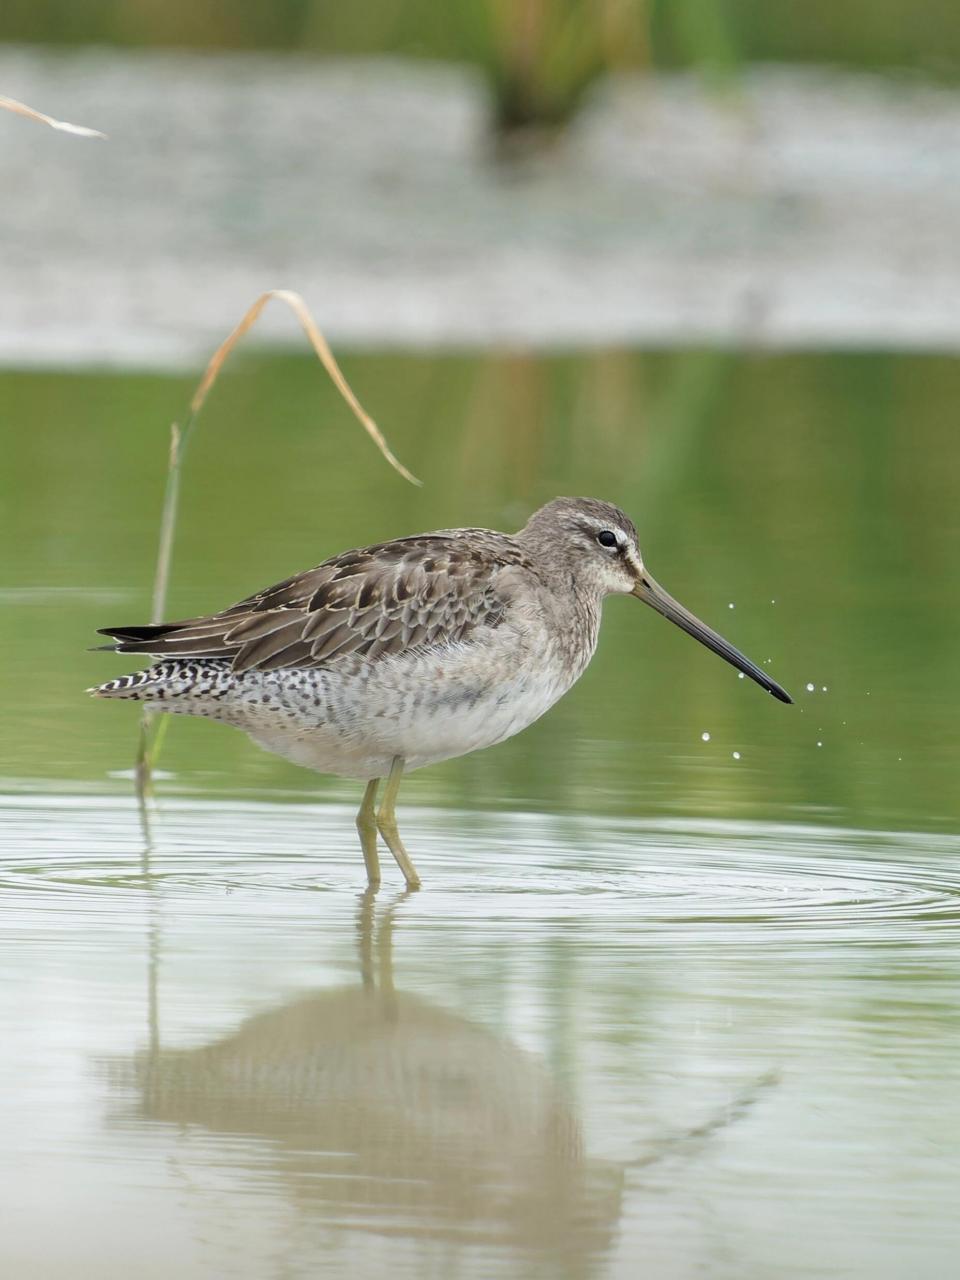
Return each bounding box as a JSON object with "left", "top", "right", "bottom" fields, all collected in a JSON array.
[{"left": 97, "top": 533, "right": 529, "bottom": 672}]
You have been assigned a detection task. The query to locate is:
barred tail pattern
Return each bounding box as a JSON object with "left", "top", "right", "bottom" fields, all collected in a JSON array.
[{"left": 87, "top": 659, "right": 235, "bottom": 701}]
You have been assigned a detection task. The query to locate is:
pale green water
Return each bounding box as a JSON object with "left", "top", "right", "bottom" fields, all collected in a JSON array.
[{"left": 1, "top": 349, "right": 959, "bottom": 1277}]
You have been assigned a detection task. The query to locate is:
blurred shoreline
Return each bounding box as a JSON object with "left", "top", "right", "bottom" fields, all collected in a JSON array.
[{"left": 3, "top": 46, "right": 960, "bottom": 366}]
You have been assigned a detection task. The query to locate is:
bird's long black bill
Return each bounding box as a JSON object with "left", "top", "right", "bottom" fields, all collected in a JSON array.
[{"left": 633, "top": 574, "right": 793, "bottom": 704}]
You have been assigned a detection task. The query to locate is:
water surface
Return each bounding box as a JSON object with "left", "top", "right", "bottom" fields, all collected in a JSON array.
[
  {"left": 3, "top": 795, "right": 960, "bottom": 1278},
  {"left": 1, "top": 347, "right": 959, "bottom": 1276}
]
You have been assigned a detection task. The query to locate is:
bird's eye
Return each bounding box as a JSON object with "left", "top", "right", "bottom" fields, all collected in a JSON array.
[{"left": 596, "top": 530, "right": 618, "bottom": 549}]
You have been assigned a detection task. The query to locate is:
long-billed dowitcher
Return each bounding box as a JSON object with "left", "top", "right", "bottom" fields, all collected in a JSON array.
[{"left": 90, "top": 497, "right": 791, "bottom": 887}]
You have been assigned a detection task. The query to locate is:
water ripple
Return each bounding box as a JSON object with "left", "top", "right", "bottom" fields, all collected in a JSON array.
[{"left": 1, "top": 792, "right": 958, "bottom": 949}]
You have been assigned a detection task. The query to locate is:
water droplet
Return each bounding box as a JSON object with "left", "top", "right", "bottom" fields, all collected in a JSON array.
[{"left": 701, "top": 731, "right": 711, "bottom": 742}]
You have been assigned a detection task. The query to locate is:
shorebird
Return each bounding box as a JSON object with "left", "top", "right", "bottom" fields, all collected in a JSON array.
[{"left": 90, "top": 497, "right": 791, "bottom": 888}]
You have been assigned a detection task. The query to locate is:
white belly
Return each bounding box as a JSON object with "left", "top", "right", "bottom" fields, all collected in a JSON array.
[
  {"left": 176, "top": 627, "right": 590, "bottom": 781},
  {"left": 250, "top": 672, "right": 564, "bottom": 778}
]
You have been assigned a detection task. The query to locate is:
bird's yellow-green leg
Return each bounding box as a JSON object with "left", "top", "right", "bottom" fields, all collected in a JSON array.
[
  {"left": 356, "top": 777, "right": 381, "bottom": 888},
  {"left": 376, "top": 756, "right": 421, "bottom": 889}
]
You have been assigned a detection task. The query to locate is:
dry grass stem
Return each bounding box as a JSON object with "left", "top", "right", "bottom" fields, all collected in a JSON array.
[
  {"left": 0, "top": 93, "right": 106, "bottom": 138},
  {"left": 192, "top": 290, "right": 420, "bottom": 485},
  {"left": 136, "top": 289, "right": 419, "bottom": 802}
]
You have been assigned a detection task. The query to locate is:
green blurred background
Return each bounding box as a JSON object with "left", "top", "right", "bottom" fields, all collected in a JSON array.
[
  {"left": 3, "top": 348, "right": 958, "bottom": 833},
  {"left": 4, "top": 0, "right": 960, "bottom": 129}
]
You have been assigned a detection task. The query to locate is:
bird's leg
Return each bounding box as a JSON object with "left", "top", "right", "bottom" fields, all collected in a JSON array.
[
  {"left": 356, "top": 777, "right": 382, "bottom": 888},
  {"left": 376, "top": 756, "right": 421, "bottom": 889}
]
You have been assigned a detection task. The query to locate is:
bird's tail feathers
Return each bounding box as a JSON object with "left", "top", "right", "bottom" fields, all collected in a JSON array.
[{"left": 87, "top": 659, "right": 231, "bottom": 701}]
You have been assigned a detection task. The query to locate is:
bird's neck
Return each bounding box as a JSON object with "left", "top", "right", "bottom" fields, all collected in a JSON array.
[{"left": 535, "top": 562, "right": 605, "bottom": 678}]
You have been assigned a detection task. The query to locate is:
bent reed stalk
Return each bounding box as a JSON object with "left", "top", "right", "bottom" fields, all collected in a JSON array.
[
  {"left": 135, "top": 289, "right": 420, "bottom": 804},
  {"left": 0, "top": 93, "right": 106, "bottom": 137}
]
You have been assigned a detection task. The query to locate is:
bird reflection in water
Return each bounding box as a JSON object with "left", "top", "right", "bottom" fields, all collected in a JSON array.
[{"left": 125, "top": 892, "right": 625, "bottom": 1274}]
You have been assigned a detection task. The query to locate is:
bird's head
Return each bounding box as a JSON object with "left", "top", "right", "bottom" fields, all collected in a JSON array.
[{"left": 520, "top": 497, "right": 792, "bottom": 704}]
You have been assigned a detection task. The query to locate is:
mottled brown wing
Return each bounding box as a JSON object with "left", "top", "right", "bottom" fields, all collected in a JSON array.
[{"left": 98, "top": 533, "right": 527, "bottom": 673}]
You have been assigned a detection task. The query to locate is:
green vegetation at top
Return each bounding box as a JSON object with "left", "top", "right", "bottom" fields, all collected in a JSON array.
[{"left": 3, "top": 1, "right": 959, "bottom": 132}]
